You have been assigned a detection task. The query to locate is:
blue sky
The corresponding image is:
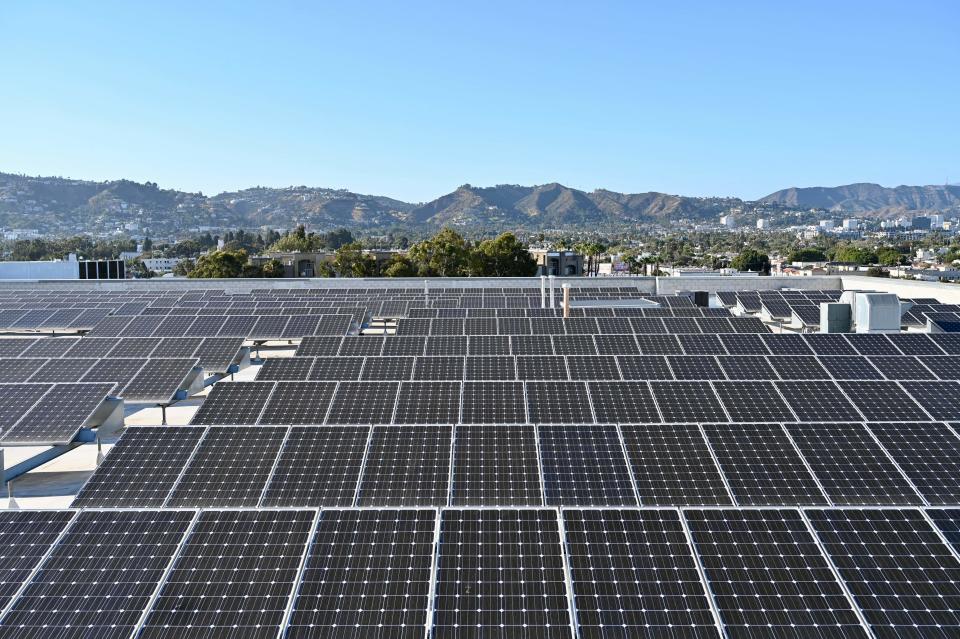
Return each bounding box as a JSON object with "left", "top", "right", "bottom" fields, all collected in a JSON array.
[{"left": 1, "top": 1, "right": 956, "bottom": 202}]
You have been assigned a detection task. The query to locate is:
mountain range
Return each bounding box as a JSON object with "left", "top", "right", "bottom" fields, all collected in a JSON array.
[{"left": 1, "top": 171, "right": 958, "bottom": 238}]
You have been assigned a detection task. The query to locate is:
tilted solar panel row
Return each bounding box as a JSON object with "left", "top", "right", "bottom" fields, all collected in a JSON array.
[
  {"left": 75, "top": 421, "right": 960, "bottom": 508},
  {"left": 393, "top": 315, "right": 768, "bottom": 335},
  {"left": 2, "top": 506, "right": 957, "bottom": 638}
]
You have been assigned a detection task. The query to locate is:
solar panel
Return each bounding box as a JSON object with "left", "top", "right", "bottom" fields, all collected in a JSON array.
[
  {"left": 930, "top": 333, "right": 960, "bottom": 355},
  {"left": 563, "top": 509, "right": 719, "bottom": 637},
  {"left": 918, "top": 355, "right": 960, "bottom": 380},
  {"left": 286, "top": 509, "right": 434, "bottom": 638},
  {"left": 629, "top": 317, "right": 666, "bottom": 333},
  {"left": 465, "top": 355, "right": 516, "bottom": 380},
  {"left": 86, "top": 316, "right": 134, "bottom": 337},
  {"left": 620, "top": 423, "right": 731, "bottom": 506},
  {"left": 663, "top": 317, "right": 702, "bottom": 334},
  {"left": 294, "top": 336, "right": 343, "bottom": 356},
  {"left": 356, "top": 425, "right": 451, "bottom": 506},
  {"left": 635, "top": 334, "right": 683, "bottom": 355},
  {"left": 121, "top": 357, "right": 198, "bottom": 403},
  {"left": 552, "top": 334, "right": 597, "bottom": 356},
  {"left": 516, "top": 355, "right": 567, "bottom": 380},
  {"left": 784, "top": 422, "right": 922, "bottom": 506},
  {"left": 107, "top": 337, "right": 160, "bottom": 358},
  {"left": 791, "top": 304, "right": 822, "bottom": 327},
  {"left": 451, "top": 424, "right": 541, "bottom": 506},
  {"left": 704, "top": 423, "right": 827, "bottom": 506},
  {"left": 650, "top": 382, "right": 727, "bottom": 422},
  {"left": 308, "top": 356, "right": 363, "bottom": 381},
  {"left": 0, "top": 383, "right": 52, "bottom": 434},
  {"left": 762, "top": 333, "right": 813, "bottom": 355},
  {"left": 889, "top": 333, "right": 945, "bottom": 355},
  {"left": 678, "top": 334, "right": 727, "bottom": 355},
  {"left": 820, "top": 355, "right": 884, "bottom": 380},
  {"left": 140, "top": 509, "right": 315, "bottom": 638},
  {"left": 425, "top": 335, "right": 467, "bottom": 356},
  {"left": 21, "top": 337, "right": 79, "bottom": 358},
  {"left": 165, "top": 425, "right": 287, "bottom": 507},
  {"left": 338, "top": 336, "right": 385, "bottom": 357},
  {"left": 511, "top": 335, "right": 554, "bottom": 355},
  {"left": 616, "top": 355, "right": 673, "bottom": 380},
  {"left": 432, "top": 509, "right": 571, "bottom": 637},
  {"left": 714, "top": 355, "right": 777, "bottom": 380},
  {"left": 525, "top": 381, "right": 594, "bottom": 423},
  {"left": 686, "top": 509, "right": 866, "bottom": 636},
  {"left": 193, "top": 336, "right": 243, "bottom": 372},
  {"left": 666, "top": 355, "right": 726, "bottom": 380},
  {"left": 381, "top": 335, "right": 426, "bottom": 356},
  {"left": 26, "top": 357, "right": 95, "bottom": 383},
  {"left": 775, "top": 381, "right": 862, "bottom": 421},
  {"left": 465, "top": 317, "right": 498, "bottom": 335},
  {"left": 0, "top": 510, "right": 195, "bottom": 639},
  {"left": 718, "top": 333, "right": 769, "bottom": 355},
  {"left": 393, "top": 381, "right": 461, "bottom": 424},
  {"left": 768, "top": 354, "right": 829, "bottom": 379},
  {"left": 837, "top": 380, "right": 929, "bottom": 421},
  {"left": 257, "top": 356, "right": 315, "bottom": 381},
  {"left": 867, "top": 355, "right": 937, "bottom": 380},
  {"left": 0, "top": 381, "right": 115, "bottom": 446},
  {"left": 281, "top": 314, "right": 325, "bottom": 339},
  {"left": 63, "top": 337, "right": 116, "bottom": 358},
  {"left": 326, "top": 382, "right": 398, "bottom": 424},
  {"left": 901, "top": 381, "right": 960, "bottom": 420},
  {"left": 593, "top": 333, "right": 639, "bottom": 355},
  {"left": 71, "top": 426, "right": 203, "bottom": 508},
  {"left": 0, "top": 510, "right": 75, "bottom": 610},
  {"left": 258, "top": 381, "right": 336, "bottom": 424},
  {"left": 586, "top": 382, "right": 658, "bottom": 423},
  {"left": 844, "top": 332, "right": 902, "bottom": 355},
  {"left": 805, "top": 333, "right": 858, "bottom": 355},
  {"left": 866, "top": 422, "right": 960, "bottom": 505},
  {"left": 189, "top": 381, "right": 274, "bottom": 425},
  {"left": 713, "top": 381, "right": 796, "bottom": 421},
  {"left": 260, "top": 425, "right": 368, "bottom": 506},
  {"left": 0, "top": 358, "right": 46, "bottom": 383},
  {"left": 153, "top": 336, "right": 203, "bottom": 358},
  {"left": 152, "top": 315, "right": 195, "bottom": 338},
  {"left": 461, "top": 382, "right": 526, "bottom": 423},
  {"left": 0, "top": 338, "right": 36, "bottom": 357},
  {"left": 807, "top": 509, "right": 960, "bottom": 637},
  {"left": 467, "top": 335, "right": 510, "bottom": 355},
  {"left": 928, "top": 508, "right": 960, "bottom": 549},
  {"left": 412, "top": 356, "right": 464, "bottom": 380},
  {"left": 538, "top": 424, "right": 636, "bottom": 506},
  {"left": 565, "top": 355, "right": 621, "bottom": 380}
]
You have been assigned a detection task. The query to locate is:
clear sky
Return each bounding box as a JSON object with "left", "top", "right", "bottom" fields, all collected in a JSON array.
[{"left": 1, "top": 1, "right": 957, "bottom": 203}]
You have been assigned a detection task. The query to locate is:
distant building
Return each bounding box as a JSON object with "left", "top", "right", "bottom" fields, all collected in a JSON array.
[
  {"left": 720, "top": 215, "right": 735, "bottom": 228},
  {"left": 0, "top": 253, "right": 125, "bottom": 280},
  {"left": 252, "top": 250, "right": 397, "bottom": 278},
  {"left": 842, "top": 219, "right": 859, "bottom": 231},
  {"left": 756, "top": 218, "right": 769, "bottom": 230},
  {"left": 530, "top": 250, "right": 583, "bottom": 276},
  {"left": 819, "top": 220, "right": 835, "bottom": 230},
  {"left": 143, "top": 257, "right": 192, "bottom": 274}
]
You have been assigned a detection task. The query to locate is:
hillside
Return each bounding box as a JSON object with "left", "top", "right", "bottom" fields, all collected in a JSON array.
[
  {"left": 759, "top": 183, "right": 960, "bottom": 214},
  {"left": 2, "top": 171, "right": 959, "bottom": 238}
]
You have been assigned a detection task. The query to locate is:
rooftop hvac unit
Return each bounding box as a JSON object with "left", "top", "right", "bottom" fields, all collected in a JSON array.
[
  {"left": 853, "top": 293, "right": 902, "bottom": 333},
  {"left": 819, "top": 302, "right": 851, "bottom": 333}
]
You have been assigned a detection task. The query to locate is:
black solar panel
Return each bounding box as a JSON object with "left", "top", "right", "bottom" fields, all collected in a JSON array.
[
  {"left": 713, "top": 381, "right": 796, "bottom": 421},
  {"left": 686, "top": 509, "right": 866, "bottom": 636},
  {"left": 703, "top": 422, "right": 828, "bottom": 505},
  {"left": 807, "top": 509, "right": 960, "bottom": 637},
  {"left": 165, "top": 425, "right": 287, "bottom": 507},
  {"left": 776, "top": 381, "right": 862, "bottom": 421},
  {"left": 308, "top": 356, "right": 364, "bottom": 380},
  {"left": 516, "top": 355, "right": 567, "bottom": 380},
  {"left": 621, "top": 423, "right": 731, "bottom": 506},
  {"left": 107, "top": 337, "right": 160, "bottom": 358},
  {"left": 718, "top": 333, "right": 770, "bottom": 355},
  {"left": 451, "top": 424, "right": 541, "bottom": 506},
  {"left": 63, "top": 337, "right": 116, "bottom": 358},
  {"left": 433, "top": 509, "right": 571, "bottom": 637},
  {"left": 393, "top": 381, "right": 461, "bottom": 424},
  {"left": 837, "top": 380, "right": 929, "bottom": 420},
  {"left": 667, "top": 355, "right": 726, "bottom": 380},
  {"left": 678, "top": 333, "right": 727, "bottom": 355},
  {"left": 805, "top": 333, "right": 858, "bottom": 355},
  {"left": 769, "top": 355, "right": 830, "bottom": 379},
  {"left": 867, "top": 422, "right": 960, "bottom": 504},
  {"left": 868, "top": 355, "right": 937, "bottom": 380},
  {"left": 762, "top": 333, "right": 813, "bottom": 355},
  {"left": 425, "top": 335, "right": 467, "bottom": 356},
  {"left": 412, "top": 355, "right": 463, "bottom": 380},
  {"left": 258, "top": 356, "right": 315, "bottom": 381},
  {"left": 650, "top": 382, "right": 727, "bottom": 422},
  {"left": 327, "top": 381, "right": 398, "bottom": 424},
  {"left": 0, "top": 510, "right": 75, "bottom": 610},
  {"left": 258, "top": 381, "right": 336, "bottom": 424},
  {"left": 525, "top": 381, "right": 593, "bottom": 423},
  {"left": 140, "top": 509, "right": 315, "bottom": 638},
  {"left": 467, "top": 335, "right": 510, "bottom": 355},
  {"left": 0, "top": 381, "right": 115, "bottom": 445},
  {"left": 901, "top": 381, "right": 960, "bottom": 420},
  {"left": 465, "top": 355, "right": 516, "bottom": 380},
  {"left": 593, "top": 333, "right": 639, "bottom": 355},
  {"left": 190, "top": 381, "right": 274, "bottom": 425},
  {"left": 338, "top": 336, "right": 384, "bottom": 357},
  {"left": 538, "top": 424, "right": 635, "bottom": 506},
  {"left": 261, "top": 425, "right": 368, "bottom": 506},
  {"left": 356, "top": 425, "right": 451, "bottom": 506},
  {"left": 286, "top": 509, "right": 434, "bottom": 638},
  {"left": 918, "top": 355, "right": 960, "bottom": 380},
  {"left": 21, "top": 337, "right": 79, "bottom": 358},
  {"left": 0, "top": 510, "right": 195, "bottom": 639},
  {"left": 889, "top": 333, "right": 945, "bottom": 355},
  {"left": 616, "top": 355, "right": 673, "bottom": 380},
  {"left": 461, "top": 381, "right": 526, "bottom": 423},
  {"left": 563, "top": 509, "right": 719, "bottom": 637},
  {"left": 295, "top": 336, "right": 343, "bottom": 356},
  {"left": 122, "top": 357, "right": 198, "bottom": 403},
  {"left": 72, "top": 426, "right": 204, "bottom": 508},
  {"left": 361, "top": 356, "right": 415, "bottom": 381},
  {"left": 511, "top": 334, "right": 554, "bottom": 355},
  {"left": 844, "top": 332, "right": 902, "bottom": 355},
  {"left": 635, "top": 334, "right": 683, "bottom": 355}
]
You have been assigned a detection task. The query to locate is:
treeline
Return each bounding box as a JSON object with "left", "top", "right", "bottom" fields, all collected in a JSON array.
[{"left": 184, "top": 229, "right": 538, "bottom": 279}]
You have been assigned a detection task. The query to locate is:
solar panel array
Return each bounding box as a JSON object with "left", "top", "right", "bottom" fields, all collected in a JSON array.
[{"left": 8, "top": 283, "right": 960, "bottom": 637}]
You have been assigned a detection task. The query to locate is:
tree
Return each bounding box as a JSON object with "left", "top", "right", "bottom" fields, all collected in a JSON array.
[
  {"left": 172, "top": 259, "right": 195, "bottom": 277},
  {"left": 832, "top": 244, "right": 877, "bottom": 265},
  {"left": 471, "top": 233, "right": 537, "bottom": 276},
  {"left": 876, "top": 247, "right": 905, "bottom": 266},
  {"left": 408, "top": 228, "right": 472, "bottom": 276},
  {"left": 788, "top": 247, "right": 826, "bottom": 262},
  {"left": 333, "top": 242, "right": 378, "bottom": 277},
  {"left": 382, "top": 254, "right": 418, "bottom": 277},
  {"left": 260, "top": 258, "right": 285, "bottom": 278},
  {"left": 866, "top": 266, "right": 890, "bottom": 278},
  {"left": 142, "top": 237, "right": 153, "bottom": 252},
  {"left": 730, "top": 249, "right": 770, "bottom": 273},
  {"left": 127, "top": 259, "right": 154, "bottom": 279},
  {"left": 189, "top": 249, "right": 248, "bottom": 278}
]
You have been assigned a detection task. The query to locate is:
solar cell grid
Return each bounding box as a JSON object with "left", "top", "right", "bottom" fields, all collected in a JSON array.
[
  {"left": 662, "top": 317, "right": 702, "bottom": 334},
  {"left": 592, "top": 333, "right": 639, "bottom": 355},
  {"left": 27, "top": 357, "right": 96, "bottom": 383},
  {"left": 337, "top": 336, "right": 384, "bottom": 357},
  {"left": 685, "top": 509, "right": 866, "bottom": 637},
  {"left": 152, "top": 315, "right": 194, "bottom": 337},
  {"left": 281, "top": 314, "right": 324, "bottom": 339},
  {"left": 846, "top": 332, "right": 904, "bottom": 355},
  {"left": 510, "top": 334, "right": 554, "bottom": 355},
  {"left": 425, "top": 335, "right": 467, "bottom": 356},
  {"left": 516, "top": 355, "right": 567, "bottom": 380},
  {"left": 678, "top": 333, "right": 727, "bottom": 355},
  {"left": 189, "top": 381, "right": 274, "bottom": 425},
  {"left": 393, "top": 380, "right": 461, "bottom": 424},
  {"left": 249, "top": 314, "right": 290, "bottom": 340},
  {"left": 327, "top": 381, "right": 398, "bottom": 424},
  {"left": 452, "top": 424, "right": 541, "bottom": 506},
  {"left": 192, "top": 336, "right": 243, "bottom": 372},
  {"left": 20, "top": 337, "right": 79, "bottom": 358},
  {"left": 538, "top": 424, "right": 637, "bottom": 506},
  {"left": 650, "top": 381, "right": 727, "bottom": 422},
  {"left": 769, "top": 355, "right": 830, "bottom": 379},
  {"left": 713, "top": 381, "right": 796, "bottom": 421},
  {"left": 107, "top": 337, "right": 160, "bottom": 358},
  {"left": 85, "top": 316, "right": 134, "bottom": 337},
  {"left": 819, "top": 355, "right": 884, "bottom": 380},
  {"left": 257, "top": 356, "right": 315, "bottom": 381},
  {"left": 866, "top": 355, "right": 937, "bottom": 380},
  {"left": 139, "top": 509, "right": 315, "bottom": 639},
  {"left": 286, "top": 509, "right": 434, "bottom": 639},
  {"left": 165, "top": 425, "right": 287, "bottom": 507},
  {"left": 667, "top": 355, "right": 726, "bottom": 380},
  {"left": 715, "top": 355, "right": 778, "bottom": 380},
  {"left": 552, "top": 334, "right": 597, "bottom": 355},
  {"left": 595, "top": 317, "right": 633, "bottom": 334},
  {"left": 525, "top": 381, "right": 594, "bottom": 423},
  {"left": 465, "top": 355, "right": 515, "bottom": 380},
  {"left": 62, "top": 337, "right": 116, "bottom": 358},
  {"left": 762, "top": 333, "right": 814, "bottom": 355},
  {"left": 433, "top": 509, "right": 571, "bottom": 637},
  {"left": 729, "top": 316, "right": 770, "bottom": 333},
  {"left": 900, "top": 381, "right": 960, "bottom": 419},
  {"left": 0, "top": 510, "right": 195, "bottom": 639},
  {"left": 616, "top": 355, "right": 673, "bottom": 380},
  {"left": 629, "top": 317, "right": 667, "bottom": 333},
  {"left": 888, "top": 333, "right": 945, "bottom": 355},
  {"left": 807, "top": 508, "right": 960, "bottom": 637},
  {"left": 635, "top": 334, "right": 683, "bottom": 355},
  {"left": 565, "top": 355, "right": 621, "bottom": 380},
  {"left": 412, "top": 355, "right": 464, "bottom": 380},
  {"left": 776, "top": 381, "right": 862, "bottom": 421},
  {"left": 918, "top": 355, "right": 960, "bottom": 379},
  {"left": 461, "top": 381, "right": 526, "bottom": 423},
  {"left": 805, "top": 333, "right": 858, "bottom": 355},
  {"left": 357, "top": 425, "right": 451, "bottom": 506},
  {"left": 620, "top": 423, "right": 731, "bottom": 506},
  {"left": 308, "top": 356, "right": 363, "bottom": 381},
  {"left": 0, "top": 510, "right": 76, "bottom": 611},
  {"left": 381, "top": 335, "right": 426, "bottom": 356},
  {"left": 81, "top": 357, "right": 146, "bottom": 387},
  {"left": 930, "top": 333, "right": 960, "bottom": 355},
  {"left": 185, "top": 314, "right": 226, "bottom": 336},
  {"left": 154, "top": 336, "right": 202, "bottom": 358},
  {"left": 702, "top": 423, "right": 828, "bottom": 505},
  {"left": 258, "top": 381, "right": 336, "bottom": 424},
  {"left": 563, "top": 509, "right": 720, "bottom": 637},
  {"left": 0, "top": 381, "right": 115, "bottom": 445},
  {"left": 497, "top": 317, "right": 532, "bottom": 335},
  {"left": 867, "top": 422, "right": 960, "bottom": 505},
  {"left": 718, "top": 333, "right": 769, "bottom": 355},
  {"left": 0, "top": 338, "right": 36, "bottom": 357},
  {"left": 837, "top": 380, "right": 929, "bottom": 421},
  {"left": 467, "top": 335, "right": 510, "bottom": 355}
]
